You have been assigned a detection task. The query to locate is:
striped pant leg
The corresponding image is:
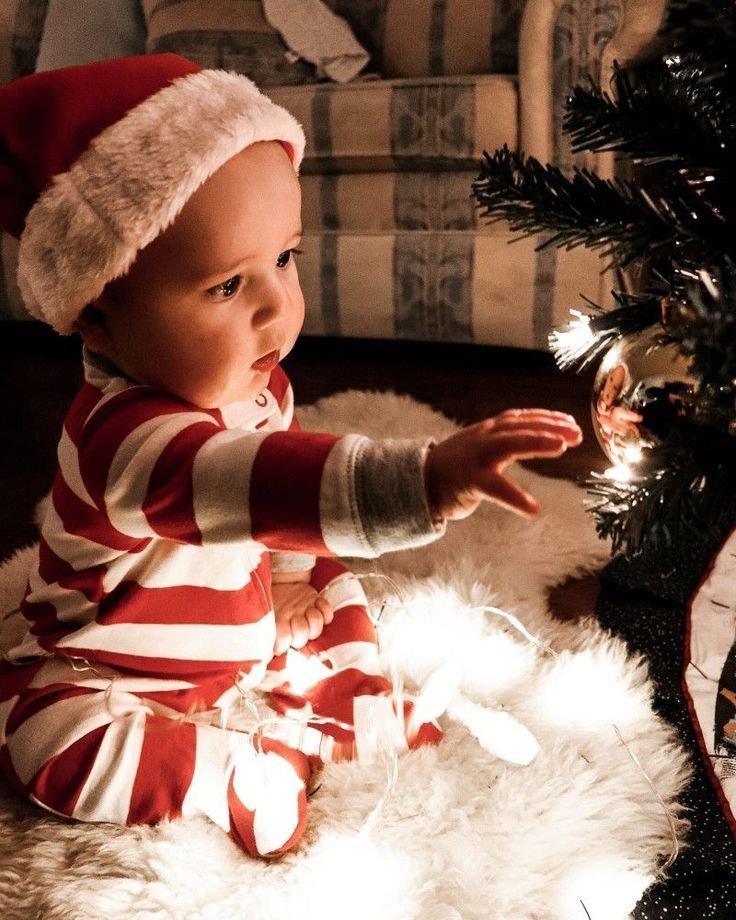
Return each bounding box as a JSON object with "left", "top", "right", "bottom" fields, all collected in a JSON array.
[
  {"left": 266, "top": 557, "right": 443, "bottom": 761},
  {"left": 0, "top": 659, "right": 310, "bottom": 858}
]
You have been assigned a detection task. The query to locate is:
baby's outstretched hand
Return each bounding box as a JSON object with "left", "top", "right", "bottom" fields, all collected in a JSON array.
[
  {"left": 425, "top": 408, "right": 582, "bottom": 521},
  {"left": 271, "top": 581, "right": 334, "bottom": 655}
]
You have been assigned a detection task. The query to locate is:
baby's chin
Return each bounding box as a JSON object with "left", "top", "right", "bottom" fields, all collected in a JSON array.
[
  {"left": 165, "top": 364, "right": 279, "bottom": 409},
  {"left": 202, "top": 383, "right": 268, "bottom": 410}
]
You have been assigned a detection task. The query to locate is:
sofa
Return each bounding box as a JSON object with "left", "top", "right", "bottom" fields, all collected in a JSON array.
[{"left": 0, "top": 0, "right": 667, "bottom": 349}]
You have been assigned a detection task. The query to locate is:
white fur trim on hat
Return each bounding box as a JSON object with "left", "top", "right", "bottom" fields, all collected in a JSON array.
[{"left": 17, "top": 69, "right": 306, "bottom": 334}]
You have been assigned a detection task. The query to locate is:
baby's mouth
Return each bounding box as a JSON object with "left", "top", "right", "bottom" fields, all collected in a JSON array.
[{"left": 251, "top": 349, "right": 280, "bottom": 373}]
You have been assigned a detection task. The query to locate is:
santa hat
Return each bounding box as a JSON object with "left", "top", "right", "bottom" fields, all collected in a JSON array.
[{"left": 0, "top": 54, "right": 305, "bottom": 334}]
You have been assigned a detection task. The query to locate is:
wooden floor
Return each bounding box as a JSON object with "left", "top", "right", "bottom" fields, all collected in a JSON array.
[{"left": 0, "top": 323, "right": 606, "bottom": 614}]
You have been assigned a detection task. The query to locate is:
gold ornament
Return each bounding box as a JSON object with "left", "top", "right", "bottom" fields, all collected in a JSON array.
[{"left": 591, "top": 326, "right": 699, "bottom": 465}]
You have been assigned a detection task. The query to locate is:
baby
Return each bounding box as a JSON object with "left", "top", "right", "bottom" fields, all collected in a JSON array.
[{"left": 0, "top": 55, "right": 581, "bottom": 858}]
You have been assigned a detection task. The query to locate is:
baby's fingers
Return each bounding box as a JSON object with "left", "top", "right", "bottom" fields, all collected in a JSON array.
[
  {"left": 495, "top": 408, "right": 577, "bottom": 424},
  {"left": 305, "top": 605, "right": 326, "bottom": 641},
  {"left": 484, "top": 473, "right": 540, "bottom": 518},
  {"left": 289, "top": 614, "right": 311, "bottom": 649},
  {"left": 484, "top": 430, "right": 570, "bottom": 466},
  {"left": 491, "top": 413, "right": 582, "bottom": 446},
  {"left": 315, "top": 595, "right": 334, "bottom": 625},
  {"left": 274, "top": 619, "right": 293, "bottom": 656}
]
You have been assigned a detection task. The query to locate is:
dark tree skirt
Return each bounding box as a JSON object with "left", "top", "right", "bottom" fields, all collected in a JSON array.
[{"left": 596, "top": 525, "right": 736, "bottom": 919}]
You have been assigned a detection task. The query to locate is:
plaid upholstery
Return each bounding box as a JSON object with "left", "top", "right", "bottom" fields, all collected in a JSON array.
[
  {"left": 143, "top": 0, "right": 321, "bottom": 87},
  {"left": 325, "top": 0, "right": 524, "bottom": 77},
  {"left": 269, "top": 74, "right": 517, "bottom": 174}
]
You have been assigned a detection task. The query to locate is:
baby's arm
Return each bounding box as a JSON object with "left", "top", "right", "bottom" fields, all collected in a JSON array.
[
  {"left": 269, "top": 408, "right": 581, "bottom": 653},
  {"left": 79, "top": 380, "right": 580, "bottom": 561},
  {"left": 425, "top": 408, "right": 582, "bottom": 521},
  {"left": 271, "top": 568, "right": 334, "bottom": 654}
]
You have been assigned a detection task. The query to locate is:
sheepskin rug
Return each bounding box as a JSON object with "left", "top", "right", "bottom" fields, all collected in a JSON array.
[{"left": 0, "top": 391, "right": 690, "bottom": 920}]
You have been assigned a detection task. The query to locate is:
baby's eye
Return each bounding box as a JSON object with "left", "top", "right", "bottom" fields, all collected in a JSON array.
[
  {"left": 207, "top": 275, "right": 241, "bottom": 299},
  {"left": 276, "top": 248, "right": 302, "bottom": 269}
]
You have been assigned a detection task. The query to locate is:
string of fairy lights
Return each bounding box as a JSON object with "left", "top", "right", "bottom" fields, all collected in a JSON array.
[
  {"left": 234, "top": 574, "right": 681, "bottom": 875},
  {"left": 40, "top": 569, "right": 681, "bottom": 917}
]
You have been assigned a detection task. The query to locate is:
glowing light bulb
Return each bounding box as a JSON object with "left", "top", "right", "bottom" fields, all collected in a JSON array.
[
  {"left": 549, "top": 310, "right": 598, "bottom": 370},
  {"left": 558, "top": 862, "right": 656, "bottom": 919},
  {"left": 448, "top": 696, "right": 540, "bottom": 765},
  {"left": 301, "top": 832, "right": 415, "bottom": 918},
  {"left": 566, "top": 311, "right": 595, "bottom": 344},
  {"left": 281, "top": 648, "right": 332, "bottom": 694},
  {"left": 622, "top": 444, "right": 643, "bottom": 465},
  {"left": 410, "top": 663, "right": 462, "bottom": 728},
  {"left": 603, "top": 463, "right": 633, "bottom": 482}
]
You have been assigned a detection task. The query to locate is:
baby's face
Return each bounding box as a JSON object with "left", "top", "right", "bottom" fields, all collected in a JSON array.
[{"left": 82, "top": 140, "right": 304, "bottom": 408}]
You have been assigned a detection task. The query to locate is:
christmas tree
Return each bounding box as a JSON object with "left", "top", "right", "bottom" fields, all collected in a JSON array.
[{"left": 472, "top": 0, "right": 736, "bottom": 559}]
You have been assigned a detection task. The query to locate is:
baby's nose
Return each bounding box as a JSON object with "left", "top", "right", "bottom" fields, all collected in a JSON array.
[
  {"left": 252, "top": 302, "right": 281, "bottom": 328},
  {"left": 252, "top": 288, "right": 288, "bottom": 329}
]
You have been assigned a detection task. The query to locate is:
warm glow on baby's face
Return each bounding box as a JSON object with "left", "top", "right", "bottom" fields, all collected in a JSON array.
[{"left": 78, "top": 141, "right": 305, "bottom": 408}]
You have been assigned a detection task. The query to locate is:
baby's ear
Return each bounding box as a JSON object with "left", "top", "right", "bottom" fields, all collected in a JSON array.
[{"left": 72, "top": 302, "right": 112, "bottom": 352}]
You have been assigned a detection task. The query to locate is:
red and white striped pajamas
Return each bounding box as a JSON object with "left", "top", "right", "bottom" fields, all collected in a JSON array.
[{"left": 0, "top": 352, "right": 443, "bottom": 857}]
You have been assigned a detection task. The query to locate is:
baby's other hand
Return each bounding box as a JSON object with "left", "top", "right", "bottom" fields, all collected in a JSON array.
[
  {"left": 425, "top": 408, "right": 582, "bottom": 521},
  {"left": 271, "top": 581, "right": 334, "bottom": 655}
]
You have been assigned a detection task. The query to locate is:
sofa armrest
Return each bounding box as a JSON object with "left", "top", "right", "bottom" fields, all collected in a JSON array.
[{"left": 518, "top": 0, "right": 668, "bottom": 178}]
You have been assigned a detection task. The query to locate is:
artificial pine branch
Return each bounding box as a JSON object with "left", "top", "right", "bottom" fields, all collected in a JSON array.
[
  {"left": 664, "top": 54, "right": 736, "bottom": 150},
  {"left": 662, "top": 1, "right": 736, "bottom": 148},
  {"left": 548, "top": 292, "right": 662, "bottom": 372},
  {"left": 665, "top": 0, "right": 736, "bottom": 44},
  {"left": 665, "top": 262, "right": 736, "bottom": 432},
  {"left": 473, "top": 147, "right": 660, "bottom": 266},
  {"left": 473, "top": 146, "right": 729, "bottom": 269},
  {"left": 473, "top": 0, "right": 736, "bottom": 559},
  {"left": 563, "top": 65, "right": 732, "bottom": 168},
  {"left": 564, "top": 62, "right": 736, "bottom": 261}
]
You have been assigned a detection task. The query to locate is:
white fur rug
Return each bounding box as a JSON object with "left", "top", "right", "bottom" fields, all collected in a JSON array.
[{"left": 0, "top": 391, "right": 689, "bottom": 920}]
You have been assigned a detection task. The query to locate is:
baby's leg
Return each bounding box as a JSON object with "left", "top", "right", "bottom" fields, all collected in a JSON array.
[
  {"left": 0, "top": 659, "right": 310, "bottom": 858},
  {"left": 266, "top": 557, "right": 442, "bottom": 762}
]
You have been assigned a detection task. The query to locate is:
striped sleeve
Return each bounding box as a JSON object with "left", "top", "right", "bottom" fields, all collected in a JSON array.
[{"left": 76, "top": 387, "right": 445, "bottom": 558}]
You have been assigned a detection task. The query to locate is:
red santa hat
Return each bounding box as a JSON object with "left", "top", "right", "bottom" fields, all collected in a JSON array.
[{"left": 0, "top": 54, "right": 305, "bottom": 333}]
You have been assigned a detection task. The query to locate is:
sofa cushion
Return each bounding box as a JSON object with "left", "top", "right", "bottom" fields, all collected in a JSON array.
[
  {"left": 300, "top": 171, "right": 481, "bottom": 231},
  {"left": 269, "top": 74, "right": 517, "bottom": 174},
  {"left": 326, "top": 0, "right": 524, "bottom": 77},
  {"left": 142, "top": 0, "right": 322, "bottom": 87},
  {"left": 297, "top": 228, "right": 611, "bottom": 350}
]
